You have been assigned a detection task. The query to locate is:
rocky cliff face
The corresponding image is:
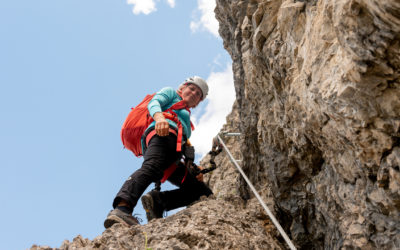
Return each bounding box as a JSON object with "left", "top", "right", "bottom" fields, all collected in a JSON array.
[
  {"left": 32, "top": 0, "right": 400, "bottom": 249},
  {"left": 215, "top": 0, "right": 400, "bottom": 249}
]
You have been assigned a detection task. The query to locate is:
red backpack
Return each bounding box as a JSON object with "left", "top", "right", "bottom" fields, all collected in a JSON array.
[{"left": 120, "top": 94, "right": 191, "bottom": 157}]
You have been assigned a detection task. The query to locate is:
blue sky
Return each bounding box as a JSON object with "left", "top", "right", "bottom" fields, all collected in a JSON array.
[{"left": 0, "top": 0, "right": 235, "bottom": 249}]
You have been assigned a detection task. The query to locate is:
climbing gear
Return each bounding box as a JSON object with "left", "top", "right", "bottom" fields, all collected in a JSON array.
[
  {"left": 121, "top": 94, "right": 192, "bottom": 157},
  {"left": 182, "top": 145, "right": 218, "bottom": 178},
  {"left": 145, "top": 128, "right": 177, "bottom": 146},
  {"left": 206, "top": 136, "right": 223, "bottom": 173},
  {"left": 104, "top": 209, "right": 140, "bottom": 228},
  {"left": 141, "top": 190, "right": 165, "bottom": 221},
  {"left": 153, "top": 137, "right": 222, "bottom": 192},
  {"left": 185, "top": 136, "right": 223, "bottom": 177},
  {"left": 180, "top": 76, "right": 208, "bottom": 100},
  {"left": 216, "top": 132, "right": 297, "bottom": 250},
  {"left": 153, "top": 160, "right": 187, "bottom": 192},
  {"left": 182, "top": 143, "right": 195, "bottom": 180}
]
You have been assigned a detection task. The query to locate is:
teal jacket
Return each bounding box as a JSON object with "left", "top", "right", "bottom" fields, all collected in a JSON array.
[{"left": 145, "top": 87, "right": 192, "bottom": 139}]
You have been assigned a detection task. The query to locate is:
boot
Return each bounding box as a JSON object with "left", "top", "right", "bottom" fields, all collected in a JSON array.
[
  {"left": 141, "top": 190, "right": 165, "bottom": 221},
  {"left": 104, "top": 208, "right": 140, "bottom": 228}
]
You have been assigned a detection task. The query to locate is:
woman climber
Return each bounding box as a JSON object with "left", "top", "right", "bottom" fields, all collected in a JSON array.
[{"left": 104, "top": 76, "right": 213, "bottom": 228}]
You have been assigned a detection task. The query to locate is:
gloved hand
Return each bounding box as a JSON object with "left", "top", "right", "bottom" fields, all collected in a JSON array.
[{"left": 196, "top": 165, "right": 204, "bottom": 182}]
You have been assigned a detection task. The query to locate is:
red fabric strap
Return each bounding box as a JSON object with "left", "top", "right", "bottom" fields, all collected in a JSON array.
[
  {"left": 190, "top": 121, "right": 195, "bottom": 131},
  {"left": 181, "top": 167, "right": 188, "bottom": 184},
  {"left": 168, "top": 100, "right": 187, "bottom": 110},
  {"left": 160, "top": 163, "right": 178, "bottom": 183},
  {"left": 162, "top": 112, "right": 185, "bottom": 152},
  {"left": 160, "top": 162, "right": 188, "bottom": 184},
  {"left": 145, "top": 128, "right": 177, "bottom": 147},
  {"left": 176, "top": 123, "right": 183, "bottom": 152}
]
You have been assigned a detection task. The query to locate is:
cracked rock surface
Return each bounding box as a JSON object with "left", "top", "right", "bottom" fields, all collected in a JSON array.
[
  {"left": 216, "top": 0, "right": 400, "bottom": 248},
  {"left": 31, "top": 197, "right": 284, "bottom": 250}
]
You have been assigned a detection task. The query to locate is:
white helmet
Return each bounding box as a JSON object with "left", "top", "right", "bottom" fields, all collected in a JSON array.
[{"left": 180, "top": 76, "right": 208, "bottom": 100}]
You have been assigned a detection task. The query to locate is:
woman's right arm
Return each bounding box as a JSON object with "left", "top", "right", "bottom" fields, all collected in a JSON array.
[{"left": 148, "top": 87, "right": 176, "bottom": 136}]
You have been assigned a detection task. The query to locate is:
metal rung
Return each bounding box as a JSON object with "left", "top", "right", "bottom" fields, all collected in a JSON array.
[{"left": 220, "top": 131, "right": 241, "bottom": 136}]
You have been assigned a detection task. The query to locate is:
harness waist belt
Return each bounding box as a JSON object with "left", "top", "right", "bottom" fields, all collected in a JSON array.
[{"left": 145, "top": 128, "right": 178, "bottom": 146}]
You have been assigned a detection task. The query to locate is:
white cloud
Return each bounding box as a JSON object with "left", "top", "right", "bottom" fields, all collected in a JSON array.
[
  {"left": 190, "top": 0, "right": 219, "bottom": 37},
  {"left": 126, "top": 0, "right": 219, "bottom": 37},
  {"left": 127, "top": 0, "right": 156, "bottom": 15},
  {"left": 191, "top": 64, "right": 235, "bottom": 158},
  {"left": 166, "top": 0, "right": 176, "bottom": 8},
  {"left": 127, "top": 0, "right": 175, "bottom": 15}
]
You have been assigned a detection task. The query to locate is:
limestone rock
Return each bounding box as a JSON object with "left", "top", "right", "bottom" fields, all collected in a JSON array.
[
  {"left": 31, "top": 197, "right": 284, "bottom": 250},
  {"left": 215, "top": 0, "right": 400, "bottom": 248}
]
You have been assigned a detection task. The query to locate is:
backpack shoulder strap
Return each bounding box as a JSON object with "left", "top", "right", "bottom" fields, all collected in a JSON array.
[{"left": 167, "top": 100, "right": 189, "bottom": 112}]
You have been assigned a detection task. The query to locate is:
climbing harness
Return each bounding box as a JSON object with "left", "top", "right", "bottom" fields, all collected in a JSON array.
[
  {"left": 216, "top": 132, "right": 297, "bottom": 250},
  {"left": 153, "top": 137, "right": 222, "bottom": 192}
]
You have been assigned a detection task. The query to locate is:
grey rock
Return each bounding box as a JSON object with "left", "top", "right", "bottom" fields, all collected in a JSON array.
[
  {"left": 32, "top": 0, "right": 400, "bottom": 249},
  {"left": 32, "top": 198, "right": 284, "bottom": 249},
  {"left": 215, "top": 0, "right": 400, "bottom": 248}
]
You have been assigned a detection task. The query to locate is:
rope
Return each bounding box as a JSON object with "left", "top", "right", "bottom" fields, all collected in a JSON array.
[{"left": 217, "top": 134, "right": 297, "bottom": 250}]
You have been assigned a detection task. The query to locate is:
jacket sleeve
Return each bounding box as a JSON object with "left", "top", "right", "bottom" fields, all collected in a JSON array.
[{"left": 148, "top": 87, "right": 176, "bottom": 117}]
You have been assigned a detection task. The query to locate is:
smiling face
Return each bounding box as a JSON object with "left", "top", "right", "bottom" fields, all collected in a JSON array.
[{"left": 181, "top": 83, "right": 203, "bottom": 108}]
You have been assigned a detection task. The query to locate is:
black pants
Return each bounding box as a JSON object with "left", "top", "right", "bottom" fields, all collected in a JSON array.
[{"left": 113, "top": 133, "right": 212, "bottom": 212}]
